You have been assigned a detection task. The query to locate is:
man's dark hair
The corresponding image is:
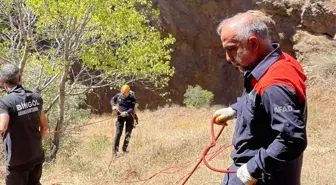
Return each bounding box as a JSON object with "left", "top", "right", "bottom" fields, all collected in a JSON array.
[{"left": 0, "top": 63, "right": 20, "bottom": 85}]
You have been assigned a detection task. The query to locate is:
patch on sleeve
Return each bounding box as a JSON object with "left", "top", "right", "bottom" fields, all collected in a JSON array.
[{"left": 274, "top": 105, "right": 293, "bottom": 114}]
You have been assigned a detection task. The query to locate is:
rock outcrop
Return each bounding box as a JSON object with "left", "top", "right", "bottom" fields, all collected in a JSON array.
[{"left": 87, "top": 0, "right": 336, "bottom": 113}]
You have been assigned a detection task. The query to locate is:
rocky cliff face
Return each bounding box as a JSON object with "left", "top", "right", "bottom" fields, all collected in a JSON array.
[
  {"left": 150, "top": 0, "right": 258, "bottom": 106},
  {"left": 87, "top": 0, "right": 336, "bottom": 113}
]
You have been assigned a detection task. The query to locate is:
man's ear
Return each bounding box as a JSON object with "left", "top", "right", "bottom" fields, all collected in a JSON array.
[
  {"left": 0, "top": 77, "right": 4, "bottom": 87},
  {"left": 248, "top": 36, "right": 259, "bottom": 51},
  {"left": 18, "top": 75, "right": 22, "bottom": 84},
  {"left": 0, "top": 78, "right": 5, "bottom": 92}
]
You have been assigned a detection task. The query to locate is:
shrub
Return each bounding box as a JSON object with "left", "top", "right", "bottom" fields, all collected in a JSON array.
[{"left": 183, "top": 85, "right": 214, "bottom": 108}]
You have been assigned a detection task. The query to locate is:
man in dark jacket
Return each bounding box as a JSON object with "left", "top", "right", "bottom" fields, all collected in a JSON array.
[
  {"left": 0, "top": 63, "right": 48, "bottom": 185},
  {"left": 213, "top": 12, "right": 307, "bottom": 185},
  {"left": 110, "top": 84, "right": 136, "bottom": 156}
]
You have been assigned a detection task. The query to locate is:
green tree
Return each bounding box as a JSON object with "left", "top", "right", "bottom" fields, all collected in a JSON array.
[{"left": 0, "top": 0, "right": 175, "bottom": 161}]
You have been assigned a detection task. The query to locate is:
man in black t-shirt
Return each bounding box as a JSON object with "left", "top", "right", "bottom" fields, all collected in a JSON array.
[
  {"left": 0, "top": 63, "right": 48, "bottom": 185},
  {"left": 110, "top": 84, "right": 136, "bottom": 156}
]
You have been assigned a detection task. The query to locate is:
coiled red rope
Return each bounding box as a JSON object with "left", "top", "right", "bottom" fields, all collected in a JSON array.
[{"left": 181, "top": 117, "right": 236, "bottom": 185}]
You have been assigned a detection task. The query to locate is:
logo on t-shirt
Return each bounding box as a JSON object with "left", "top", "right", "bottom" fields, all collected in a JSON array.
[{"left": 16, "top": 100, "right": 40, "bottom": 116}]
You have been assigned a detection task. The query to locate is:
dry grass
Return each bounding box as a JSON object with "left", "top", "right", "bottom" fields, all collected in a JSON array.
[
  {"left": 300, "top": 83, "right": 336, "bottom": 185},
  {"left": 0, "top": 88, "right": 333, "bottom": 185},
  {"left": 35, "top": 106, "right": 236, "bottom": 185},
  {"left": 0, "top": 84, "right": 335, "bottom": 185}
]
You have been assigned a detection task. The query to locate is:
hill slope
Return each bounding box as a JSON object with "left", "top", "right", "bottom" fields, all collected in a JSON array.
[{"left": 28, "top": 95, "right": 336, "bottom": 184}]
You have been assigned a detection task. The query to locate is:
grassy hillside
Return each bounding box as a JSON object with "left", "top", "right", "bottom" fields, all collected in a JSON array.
[
  {"left": 40, "top": 106, "right": 234, "bottom": 185},
  {"left": 0, "top": 85, "right": 333, "bottom": 185}
]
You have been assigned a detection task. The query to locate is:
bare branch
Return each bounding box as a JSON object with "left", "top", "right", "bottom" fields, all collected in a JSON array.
[
  {"left": 35, "top": 64, "right": 43, "bottom": 89},
  {"left": 45, "top": 95, "right": 59, "bottom": 114},
  {"left": 19, "top": 43, "right": 29, "bottom": 74},
  {"left": 0, "top": 56, "right": 15, "bottom": 64},
  {"left": 66, "top": 88, "right": 90, "bottom": 96},
  {"left": 41, "top": 73, "right": 60, "bottom": 91},
  {"left": 16, "top": 2, "right": 25, "bottom": 50},
  {"left": 70, "top": 5, "right": 93, "bottom": 52}
]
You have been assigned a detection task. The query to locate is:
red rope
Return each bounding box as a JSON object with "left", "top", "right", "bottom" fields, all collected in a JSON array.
[
  {"left": 0, "top": 118, "right": 112, "bottom": 145},
  {"left": 47, "top": 118, "right": 112, "bottom": 135},
  {"left": 117, "top": 143, "right": 231, "bottom": 184},
  {"left": 181, "top": 118, "right": 236, "bottom": 185},
  {"left": 175, "top": 144, "right": 231, "bottom": 185},
  {"left": 201, "top": 118, "right": 236, "bottom": 173},
  {"left": 116, "top": 162, "right": 194, "bottom": 184}
]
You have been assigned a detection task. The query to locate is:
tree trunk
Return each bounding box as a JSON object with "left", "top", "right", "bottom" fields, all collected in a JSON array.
[
  {"left": 19, "top": 43, "right": 29, "bottom": 75},
  {"left": 49, "top": 56, "right": 70, "bottom": 161},
  {"left": 16, "top": 1, "right": 29, "bottom": 75}
]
